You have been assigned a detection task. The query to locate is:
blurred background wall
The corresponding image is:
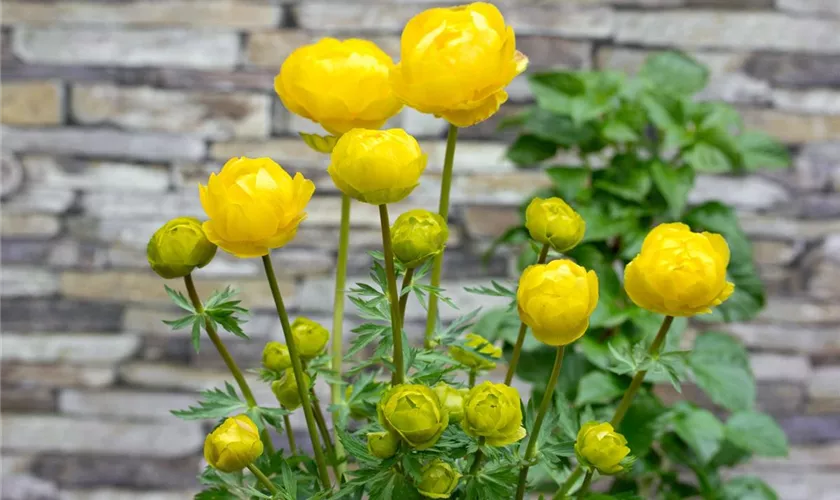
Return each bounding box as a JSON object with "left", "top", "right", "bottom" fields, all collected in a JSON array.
[{"left": 1, "top": 0, "right": 839, "bottom": 499}]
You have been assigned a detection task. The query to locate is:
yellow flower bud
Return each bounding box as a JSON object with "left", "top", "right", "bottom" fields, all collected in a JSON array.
[
  {"left": 146, "top": 217, "right": 216, "bottom": 279},
  {"left": 417, "top": 459, "right": 461, "bottom": 499},
  {"left": 433, "top": 383, "right": 466, "bottom": 424},
  {"left": 203, "top": 415, "right": 263, "bottom": 472},
  {"left": 461, "top": 381, "right": 526, "bottom": 446},
  {"left": 517, "top": 259, "right": 599, "bottom": 346},
  {"left": 366, "top": 431, "right": 399, "bottom": 459},
  {"left": 448, "top": 333, "right": 501, "bottom": 371},
  {"left": 624, "top": 222, "right": 735, "bottom": 317},
  {"left": 391, "top": 2, "right": 527, "bottom": 127},
  {"left": 377, "top": 384, "right": 449, "bottom": 450},
  {"left": 271, "top": 368, "right": 311, "bottom": 410},
  {"left": 275, "top": 38, "right": 402, "bottom": 135},
  {"left": 391, "top": 209, "right": 449, "bottom": 268},
  {"left": 291, "top": 317, "right": 329, "bottom": 360},
  {"left": 261, "top": 342, "right": 291, "bottom": 372},
  {"left": 525, "top": 197, "right": 586, "bottom": 253},
  {"left": 328, "top": 128, "right": 427, "bottom": 205},
  {"left": 199, "top": 157, "right": 314, "bottom": 258},
  {"left": 574, "top": 422, "right": 630, "bottom": 475}
]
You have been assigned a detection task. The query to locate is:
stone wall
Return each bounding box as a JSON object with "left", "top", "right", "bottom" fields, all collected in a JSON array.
[{"left": 1, "top": 1, "right": 840, "bottom": 499}]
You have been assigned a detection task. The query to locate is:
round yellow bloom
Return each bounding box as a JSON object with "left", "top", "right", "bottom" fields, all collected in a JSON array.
[
  {"left": 146, "top": 217, "right": 217, "bottom": 279},
  {"left": 624, "top": 223, "right": 735, "bottom": 317},
  {"left": 433, "top": 383, "right": 466, "bottom": 423},
  {"left": 275, "top": 38, "right": 402, "bottom": 135},
  {"left": 328, "top": 128, "right": 427, "bottom": 205},
  {"left": 199, "top": 157, "right": 314, "bottom": 258},
  {"left": 525, "top": 197, "right": 586, "bottom": 253},
  {"left": 291, "top": 317, "right": 329, "bottom": 360},
  {"left": 575, "top": 422, "right": 630, "bottom": 475},
  {"left": 391, "top": 2, "right": 528, "bottom": 127},
  {"left": 391, "top": 209, "right": 449, "bottom": 268},
  {"left": 261, "top": 342, "right": 291, "bottom": 372},
  {"left": 366, "top": 431, "right": 399, "bottom": 459},
  {"left": 203, "top": 415, "right": 263, "bottom": 472},
  {"left": 517, "top": 259, "right": 599, "bottom": 346},
  {"left": 271, "top": 368, "right": 311, "bottom": 410},
  {"left": 449, "top": 333, "right": 501, "bottom": 371},
  {"left": 461, "top": 381, "right": 526, "bottom": 446},
  {"left": 418, "top": 459, "right": 461, "bottom": 499},
  {"left": 377, "top": 384, "right": 449, "bottom": 450}
]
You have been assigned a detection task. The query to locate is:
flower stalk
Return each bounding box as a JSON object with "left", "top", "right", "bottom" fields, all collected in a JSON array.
[
  {"left": 379, "top": 204, "right": 405, "bottom": 384},
  {"left": 247, "top": 463, "right": 280, "bottom": 495},
  {"left": 505, "top": 243, "right": 550, "bottom": 384},
  {"left": 330, "top": 193, "right": 351, "bottom": 477},
  {"left": 283, "top": 414, "right": 297, "bottom": 455}
]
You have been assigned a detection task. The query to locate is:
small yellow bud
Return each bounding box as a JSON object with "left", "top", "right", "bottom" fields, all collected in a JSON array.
[
  {"left": 461, "top": 381, "right": 526, "bottom": 447},
  {"left": 271, "top": 369, "right": 311, "bottom": 410},
  {"left": 391, "top": 209, "right": 449, "bottom": 268},
  {"left": 433, "top": 383, "right": 466, "bottom": 423},
  {"left": 366, "top": 431, "right": 399, "bottom": 459},
  {"left": 261, "top": 342, "right": 291, "bottom": 372},
  {"left": 291, "top": 317, "right": 329, "bottom": 360},
  {"left": 525, "top": 197, "right": 585, "bottom": 253},
  {"left": 449, "top": 333, "right": 501, "bottom": 371},
  {"left": 377, "top": 384, "right": 449, "bottom": 450},
  {"left": 574, "top": 422, "right": 630, "bottom": 475},
  {"left": 417, "top": 459, "right": 461, "bottom": 499},
  {"left": 146, "top": 217, "right": 216, "bottom": 279},
  {"left": 203, "top": 415, "right": 263, "bottom": 472}
]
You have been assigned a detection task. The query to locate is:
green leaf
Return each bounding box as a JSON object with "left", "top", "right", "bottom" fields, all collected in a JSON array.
[
  {"left": 592, "top": 155, "right": 652, "bottom": 203},
  {"left": 650, "top": 161, "right": 695, "bottom": 218},
  {"left": 685, "top": 142, "right": 732, "bottom": 173},
  {"left": 164, "top": 285, "right": 195, "bottom": 313},
  {"left": 529, "top": 72, "right": 586, "bottom": 114},
  {"left": 602, "top": 119, "right": 639, "bottom": 143},
  {"left": 171, "top": 382, "right": 247, "bottom": 420},
  {"left": 191, "top": 319, "right": 202, "bottom": 352},
  {"left": 737, "top": 131, "right": 791, "bottom": 171},
  {"left": 687, "top": 332, "right": 755, "bottom": 411},
  {"left": 576, "top": 204, "right": 639, "bottom": 244},
  {"left": 574, "top": 371, "right": 627, "bottom": 406},
  {"left": 726, "top": 411, "right": 789, "bottom": 457},
  {"left": 523, "top": 108, "right": 599, "bottom": 147},
  {"left": 723, "top": 476, "right": 779, "bottom": 500},
  {"left": 507, "top": 134, "right": 557, "bottom": 166},
  {"left": 194, "top": 487, "right": 238, "bottom": 500},
  {"left": 618, "top": 394, "right": 665, "bottom": 458},
  {"left": 545, "top": 166, "right": 590, "bottom": 202},
  {"left": 672, "top": 406, "right": 724, "bottom": 464},
  {"left": 639, "top": 51, "right": 709, "bottom": 96}
]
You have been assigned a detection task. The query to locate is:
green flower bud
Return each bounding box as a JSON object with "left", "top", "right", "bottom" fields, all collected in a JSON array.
[
  {"left": 433, "top": 383, "right": 466, "bottom": 424},
  {"left": 146, "top": 217, "right": 217, "bottom": 279},
  {"left": 448, "top": 333, "right": 501, "bottom": 371},
  {"left": 377, "top": 384, "right": 449, "bottom": 450},
  {"left": 417, "top": 459, "right": 461, "bottom": 499},
  {"left": 575, "top": 421, "right": 630, "bottom": 475},
  {"left": 262, "top": 342, "right": 291, "bottom": 372},
  {"left": 366, "top": 431, "right": 399, "bottom": 459},
  {"left": 391, "top": 209, "right": 449, "bottom": 268},
  {"left": 525, "top": 197, "right": 585, "bottom": 253},
  {"left": 461, "top": 381, "right": 526, "bottom": 446},
  {"left": 271, "top": 368, "right": 311, "bottom": 410},
  {"left": 291, "top": 317, "right": 329, "bottom": 360}
]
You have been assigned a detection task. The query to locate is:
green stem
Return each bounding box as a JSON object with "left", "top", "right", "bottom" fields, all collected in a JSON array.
[
  {"left": 183, "top": 275, "right": 275, "bottom": 455},
  {"left": 423, "top": 123, "right": 459, "bottom": 349},
  {"left": 469, "top": 438, "right": 485, "bottom": 475},
  {"left": 504, "top": 243, "right": 550, "bottom": 385},
  {"left": 554, "top": 468, "right": 584, "bottom": 500},
  {"left": 398, "top": 267, "right": 414, "bottom": 323},
  {"left": 247, "top": 463, "right": 279, "bottom": 495},
  {"left": 283, "top": 414, "right": 297, "bottom": 455},
  {"left": 379, "top": 204, "right": 405, "bottom": 384},
  {"left": 261, "top": 255, "right": 331, "bottom": 489},
  {"left": 468, "top": 369, "right": 477, "bottom": 389},
  {"left": 577, "top": 471, "right": 593, "bottom": 500},
  {"left": 515, "top": 345, "right": 565, "bottom": 500},
  {"left": 312, "top": 393, "right": 341, "bottom": 480},
  {"left": 331, "top": 193, "right": 350, "bottom": 478}
]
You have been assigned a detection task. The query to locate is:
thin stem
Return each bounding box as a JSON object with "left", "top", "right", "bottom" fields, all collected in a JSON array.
[
  {"left": 577, "top": 471, "right": 594, "bottom": 500},
  {"left": 553, "top": 468, "right": 584, "bottom": 500},
  {"left": 515, "top": 346, "right": 565, "bottom": 500},
  {"left": 468, "top": 369, "right": 477, "bottom": 388},
  {"left": 283, "top": 414, "right": 297, "bottom": 455},
  {"left": 379, "top": 204, "right": 405, "bottom": 384},
  {"left": 247, "top": 463, "right": 279, "bottom": 495},
  {"left": 504, "top": 243, "right": 550, "bottom": 385},
  {"left": 330, "top": 193, "right": 350, "bottom": 478},
  {"left": 261, "top": 255, "right": 331, "bottom": 489},
  {"left": 398, "top": 267, "right": 414, "bottom": 322},
  {"left": 183, "top": 275, "right": 275, "bottom": 455},
  {"left": 469, "top": 438, "right": 485, "bottom": 475},
  {"left": 423, "top": 123, "right": 459, "bottom": 349},
  {"left": 312, "top": 393, "right": 341, "bottom": 479}
]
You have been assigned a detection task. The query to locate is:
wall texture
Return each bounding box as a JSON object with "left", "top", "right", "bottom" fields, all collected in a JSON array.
[{"left": 1, "top": 1, "right": 840, "bottom": 499}]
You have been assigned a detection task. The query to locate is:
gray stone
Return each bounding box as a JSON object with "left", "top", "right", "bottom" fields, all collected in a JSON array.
[
  {"left": 2, "top": 127, "right": 205, "bottom": 162},
  {"left": 1, "top": 386, "right": 57, "bottom": 413},
  {"left": 1, "top": 415, "right": 203, "bottom": 457},
  {"left": 808, "top": 366, "right": 840, "bottom": 409},
  {"left": 1, "top": 152, "right": 24, "bottom": 199},
  {"left": 59, "top": 490, "right": 196, "bottom": 500},
  {"left": 13, "top": 27, "right": 240, "bottom": 69},
  {"left": 0, "top": 333, "right": 140, "bottom": 364},
  {"left": 750, "top": 353, "right": 811, "bottom": 382},
  {"left": 0, "top": 475, "right": 59, "bottom": 500},
  {"left": 0, "top": 363, "right": 116, "bottom": 388},
  {"left": 758, "top": 297, "right": 840, "bottom": 324},
  {"left": 809, "top": 258, "right": 840, "bottom": 301},
  {"left": 757, "top": 382, "right": 805, "bottom": 416},
  {"left": 0, "top": 298, "right": 124, "bottom": 332},
  {"left": 2, "top": 186, "right": 76, "bottom": 215},
  {"left": 745, "top": 53, "right": 840, "bottom": 89},
  {"left": 0, "top": 267, "right": 58, "bottom": 298},
  {"left": 738, "top": 214, "right": 840, "bottom": 240},
  {"left": 122, "top": 305, "right": 281, "bottom": 339},
  {"left": 752, "top": 443, "right": 840, "bottom": 468},
  {"left": 796, "top": 143, "right": 840, "bottom": 191},
  {"left": 48, "top": 239, "right": 109, "bottom": 270},
  {"left": 690, "top": 175, "right": 790, "bottom": 211},
  {"left": 779, "top": 415, "right": 840, "bottom": 445},
  {"left": 726, "top": 323, "right": 840, "bottom": 355},
  {"left": 464, "top": 205, "right": 521, "bottom": 239},
  {"left": 58, "top": 390, "right": 196, "bottom": 420},
  {"left": 82, "top": 191, "right": 202, "bottom": 220},
  {"left": 294, "top": 3, "right": 425, "bottom": 32},
  {"left": 0, "top": 213, "right": 61, "bottom": 238},
  {"left": 685, "top": 0, "right": 773, "bottom": 6},
  {"left": 400, "top": 108, "right": 449, "bottom": 138},
  {"left": 1, "top": 239, "right": 52, "bottom": 265},
  {"left": 778, "top": 0, "right": 840, "bottom": 15},
  {"left": 22, "top": 156, "right": 171, "bottom": 193},
  {"left": 504, "top": 6, "right": 614, "bottom": 38},
  {"left": 2, "top": 455, "right": 35, "bottom": 476},
  {"left": 773, "top": 89, "right": 840, "bottom": 115},
  {"left": 516, "top": 37, "right": 592, "bottom": 70},
  {"left": 752, "top": 240, "right": 803, "bottom": 266},
  {"left": 799, "top": 194, "right": 840, "bottom": 219}
]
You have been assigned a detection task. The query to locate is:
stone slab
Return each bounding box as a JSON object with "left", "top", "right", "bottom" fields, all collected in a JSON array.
[
  {"left": 0, "top": 333, "right": 140, "bottom": 364},
  {"left": 1, "top": 80, "right": 63, "bottom": 125}
]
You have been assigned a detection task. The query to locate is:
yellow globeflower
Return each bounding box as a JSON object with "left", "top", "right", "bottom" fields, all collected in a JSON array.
[
  {"left": 391, "top": 2, "right": 528, "bottom": 127},
  {"left": 199, "top": 157, "right": 314, "bottom": 258},
  {"left": 391, "top": 209, "right": 449, "bottom": 268},
  {"left": 203, "top": 415, "right": 263, "bottom": 472},
  {"left": 575, "top": 422, "right": 630, "bottom": 475},
  {"left": 448, "top": 333, "right": 501, "bottom": 371},
  {"left": 461, "top": 381, "right": 526, "bottom": 446},
  {"left": 271, "top": 368, "right": 311, "bottom": 410},
  {"left": 275, "top": 38, "right": 402, "bottom": 135},
  {"left": 517, "top": 260, "right": 599, "bottom": 346},
  {"left": 261, "top": 342, "right": 291, "bottom": 372},
  {"left": 291, "top": 317, "right": 329, "bottom": 360},
  {"left": 328, "top": 128, "right": 427, "bottom": 205},
  {"left": 624, "top": 223, "right": 734, "bottom": 317},
  {"left": 525, "top": 197, "right": 586, "bottom": 253},
  {"left": 433, "top": 383, "right": 467, "bottom": 423},
  {"left": 417, "top": 459, "right": 461, "bottom": 499},
  {"left": 146, "top": 216, "right": 217, "bottom": 279},
  {"left": 377, "top": 384, "right": 449, "bottom": 450},
  {"left": 366, "top": 431, "right": 399, "bottom": 459}
]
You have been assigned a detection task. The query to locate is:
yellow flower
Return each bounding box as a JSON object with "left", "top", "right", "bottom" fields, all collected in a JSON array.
[
  {"left": 203, "top": 415, "right": 263, "bottom": 472},
  {"left": 291, "top": 317, "right": 329, "bottom": 360},
  {"left": 449, "top": 333, "right": 501, "bottom": 371},
  {"left": 261, "top": 342, "right": 291, "bottom": 372},
  {"left": 328, "top": 128, "right": 427, "bottom": 205},
  {"left": 433, "top": 383, "right": 467, "bottom": 423},
  {"left": 271, "top": 368, "right": 311, "bottom": 410},
  {"left": 366, "top": 431, "right": 399, "bottom": 459},
  {"left": 199, "top": 157, "right": 314, "bottom": 258},
  {"left": 575, "top": 422, "right": 630, "bottom": 475},
  {"left": 146, "top": 217, "right": 217, "bottom": 279},
  {"left": 525, "top": 197, "right": 586, "bottom": 253},
  {"left": 517, "top": 259, "right": 599, "bottom": 346},
  {"left": 391, "top": 2, "right": 528, "bottom": 127},
  {"left": 275, "top": 38, "right": 402, "bottom": 135},
  {"left": 377, "top": 384, "right": 449, "bottom": 450},
  {"left": 624, "top": 223, "right": 734, "bottom": 317},
  {"left": 461, "top": 381, "right": 526, "bottom": 446},
  {"left": 391, "top": 209, "right": 449, "bottom": 268},
  {"left": 417, "top": 459, "right": 461, "bottom": 499}
]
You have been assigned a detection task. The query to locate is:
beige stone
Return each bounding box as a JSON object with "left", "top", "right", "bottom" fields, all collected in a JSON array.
[
  {"left": 0, "top": 333, "right": 140, "bottom": 364},
  {"left": 463, "top": 206, "right": 521, "bottom": 239},
  {"left": 58, "top": 390, "right": 197, "bottom": 420},
  {"left": 1, "top": 81, "right": 62, "bottom": 125},
  {"left": 742, "top": 109, "right": 840, "bottom": 143},
  {"left": 1, "top": 363, "right": 116, "bottom": 388},
  {"left": 22, "top": 155, "right": 171, "bottom": 192},
  {"left": 0, "top": 213, "right": 61, "bottom": 238}
]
